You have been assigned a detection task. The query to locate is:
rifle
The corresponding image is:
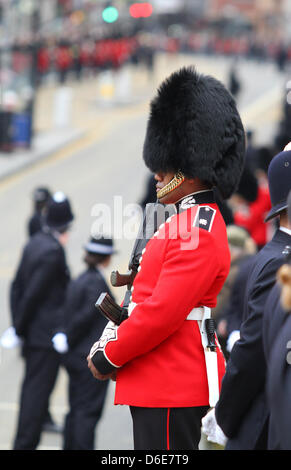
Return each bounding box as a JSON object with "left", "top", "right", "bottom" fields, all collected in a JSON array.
[{"left": 95, "top": 201, "right": 176, "bottom": 325}]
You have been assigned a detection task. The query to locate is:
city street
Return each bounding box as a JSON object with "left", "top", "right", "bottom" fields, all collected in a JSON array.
[{"left": 0, "top": 53, "right": 287, "bottom": 450}]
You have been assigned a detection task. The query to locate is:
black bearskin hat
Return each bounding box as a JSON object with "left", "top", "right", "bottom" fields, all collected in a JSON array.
[{"left": 143, "top": 66, "right": 245, "bottom": 199}]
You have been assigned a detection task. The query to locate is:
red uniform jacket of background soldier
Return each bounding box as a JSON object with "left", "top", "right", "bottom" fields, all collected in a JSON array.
[{"left": 102, "top": 200, "right": 229, "bottom": 407}]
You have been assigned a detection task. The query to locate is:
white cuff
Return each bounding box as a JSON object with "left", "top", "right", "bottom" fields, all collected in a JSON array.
[{"left": 226, "top": 330, "right": 240, "bottom": 352}]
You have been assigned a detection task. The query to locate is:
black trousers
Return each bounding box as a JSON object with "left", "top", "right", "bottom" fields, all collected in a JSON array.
[
  {"left": 62, "top": 352, "right": 109, "bottom": 450},
  {"left": 130, "top": 406, "right": 209, "bottom": 450},
  {"left": 13, "top": 347, "right": 60, "bottom": 450}
]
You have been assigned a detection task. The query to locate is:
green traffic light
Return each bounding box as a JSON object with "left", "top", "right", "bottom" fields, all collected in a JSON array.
[{"left": 102, "top": 6, "right": 119, "bottom": 23}]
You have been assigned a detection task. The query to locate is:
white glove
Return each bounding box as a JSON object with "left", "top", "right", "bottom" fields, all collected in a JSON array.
[
  {"left": 52, "top": 332, "right": 69, "bottom": 354},
  {"left": 0, "top": 327, "right": 22, "bottom": 349},
  {"left": 226, "top": 330, "right": 240, "bottom": 353},
  {"left": 202, "top": 408, "right": 227, "bottom": 447},
  {"left": 284, "top": 142, "right": 291, "bottom": 151}
]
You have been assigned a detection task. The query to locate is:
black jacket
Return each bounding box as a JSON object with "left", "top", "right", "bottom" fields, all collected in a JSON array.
[
  {"left": 63, "top": 267, "right": 114, "bottom": 356},
  {"left": 225, "top": 254, "right": 256, "bottom": 335},
  {"left": 262, "top": 281, "right": 289, "bottom": 449},
  {"left": 215, "top": 229, "right": 291, "bottom": 450},
  {"left": 10, "top": 231, "right": 70, "bottom": 348},
  {"left": 265, "top": 300, "right": 291, "bottom": 450}
]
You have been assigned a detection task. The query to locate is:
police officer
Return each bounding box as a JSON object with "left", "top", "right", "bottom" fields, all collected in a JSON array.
[
  {"left": 87, "top": 66, "right": 245, "bottom": 450},
  {"left": 28, "top": 186, "right": 63, "bottom": 433},
  {"left": 11, "top": 192, "right": 74, "bottom": 450},
  {"left": 204, "top": 149, "right": 291, "bottom": 449},
  {"left": 263, "top": 190, "right": 291, "bottom": 449},
  {"left": 61, "top": 236, "right": 116, "bottom": 450},
  {"left": 28, "top": 187, "right": 52, "bottom": 237}
]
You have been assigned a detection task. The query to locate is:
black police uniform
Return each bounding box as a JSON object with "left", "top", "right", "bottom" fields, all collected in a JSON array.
[
  {"left": 262, "top": 275, "right": 290, "bottom": 449},
  {"left": 11, "top": 230, "right": 70, "bottom": 449},
  {"left": 215, "top": 228, "right": 291, "bottom": 449},
  {"left": 225, "top": 254, "right": 256, "bottom": 337},
  {"left": 62, "top": 266, "right": 113, "bottom": 450},
  {"left": 265, "top": 280, "right": 291, "bottom": 450}
]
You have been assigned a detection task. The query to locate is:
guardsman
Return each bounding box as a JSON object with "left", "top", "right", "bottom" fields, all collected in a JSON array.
[
  {"left": 61, "top": 236, "right": 116, "bottom": 450},
  {"left": 203, "top": 148, "right": 291, "bottom": 449},
  {"left": 11, "top": 192, "right": 74, "bottom": 450},
  {"left": 87, "top": 66, "right": 245, "bottom": 450}
]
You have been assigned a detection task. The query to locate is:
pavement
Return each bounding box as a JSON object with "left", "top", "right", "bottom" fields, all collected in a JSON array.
[{"left": 0, "top": 52, "right": 288, "bottom": 186}]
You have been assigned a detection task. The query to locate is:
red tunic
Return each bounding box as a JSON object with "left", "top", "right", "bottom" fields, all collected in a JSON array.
[
  {"left": 234, "top": 184, "right": 272, "bottom": 247},
  {"left": 103, "top": 200, "right": 229, "bottom": 407}
]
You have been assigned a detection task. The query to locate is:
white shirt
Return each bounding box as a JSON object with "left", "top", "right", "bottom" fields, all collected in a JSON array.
[{"left": 280, "top": 226, "right": 291, "bottom": 237}]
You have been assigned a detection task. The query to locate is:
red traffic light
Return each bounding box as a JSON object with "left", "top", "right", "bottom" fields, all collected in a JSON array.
[{"left": 129, "top": 3, "right": 153, "bottom": 18}]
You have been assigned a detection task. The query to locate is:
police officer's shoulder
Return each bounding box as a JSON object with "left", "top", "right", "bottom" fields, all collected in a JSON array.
[
  {"left": 37, "top": 230, "right": 64, "bottom": 257},
  {"left": 68, "top": 272, "right": 87, "bottom": 293},
  {"left": 77, "top": 267, "right": 103, "bottom": 286},
  {"left": 77, "top": 269, "right": 95, "bottom": 284}
]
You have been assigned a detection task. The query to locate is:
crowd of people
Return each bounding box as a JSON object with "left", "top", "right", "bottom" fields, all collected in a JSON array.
[
  {"left": 6, "top": 26, "right": 290, "bottom": 96},
  {"left": 181, "top": 32, "right": 291, "bottom": 71},
  {"left": 35, "top": 35, "right": 147, "bottom": 84},
  {"left": 11, "top": 33, "right": 156, "bottom": 86}
]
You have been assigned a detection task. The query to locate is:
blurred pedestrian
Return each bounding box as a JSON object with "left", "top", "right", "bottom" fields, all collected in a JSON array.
[
  {"left": 71, "top": 43, "right": 82, "bottom": 81},
  {"left": 28, "top": 187, "right": 52, "bottom": 237},
  {"left": 11, "top": 192, "right": 74, "bottom": 450},
  {"left": 139, "top": 173, "right": 156, "bottom": 210},
  {"left": 61, "top": 236, "right": 116, "bottom": 450},
  {"left": 228, "top": 64, "right": 241, "bottom": 101},
  {"left": 244, "top": 129, "right": 258, "bottom": 172},
  {"left": 55, "top": 43, "right": 72, "bottom": 84},
  {"left": 204, "top": 148, "right": 291, "bottom": 450},
  {"left": 37, "top": 45, "right": 51, "bottom": 85},
  {"left": 276, "top": 43, "right": 288, "bottom": 72}
]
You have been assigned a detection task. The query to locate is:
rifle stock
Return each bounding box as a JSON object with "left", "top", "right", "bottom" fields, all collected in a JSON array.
[
  {"left": 110, "top": 269, "right": 137, "bottom": 288},
  {"left": 96, "top": 292, "right": 128, "bottom": 325}
]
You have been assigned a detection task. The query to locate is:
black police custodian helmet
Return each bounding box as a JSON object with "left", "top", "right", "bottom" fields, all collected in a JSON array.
[
  {"left": 84, "top": 236, "right": 116, "bottom": 256},
  {"left": 46, "top": 191, "right": 74, "bottom": 231},
  {"left": 143, "top": 66, "right": 246, "bottom": 199},
  {"left": 265, "top": 150, "right": 291, "bottom": 222}
]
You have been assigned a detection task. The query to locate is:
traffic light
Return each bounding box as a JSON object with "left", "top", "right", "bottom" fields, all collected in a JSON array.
[
  {"left": 129, "top": 3, "right": 153, "bottom": 19},
  {"left": 102, "top": 6, "right": 119, "bottom": 23}
]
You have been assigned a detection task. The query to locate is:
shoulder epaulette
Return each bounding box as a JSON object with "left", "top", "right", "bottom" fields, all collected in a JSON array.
[{"left": 194, "top": 206, "right": 216, "bottom": 232}]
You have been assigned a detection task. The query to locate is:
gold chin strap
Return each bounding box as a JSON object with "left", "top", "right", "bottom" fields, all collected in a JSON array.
[{"left": 157, "top": 171, "right": 185, "bottom": 199}]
